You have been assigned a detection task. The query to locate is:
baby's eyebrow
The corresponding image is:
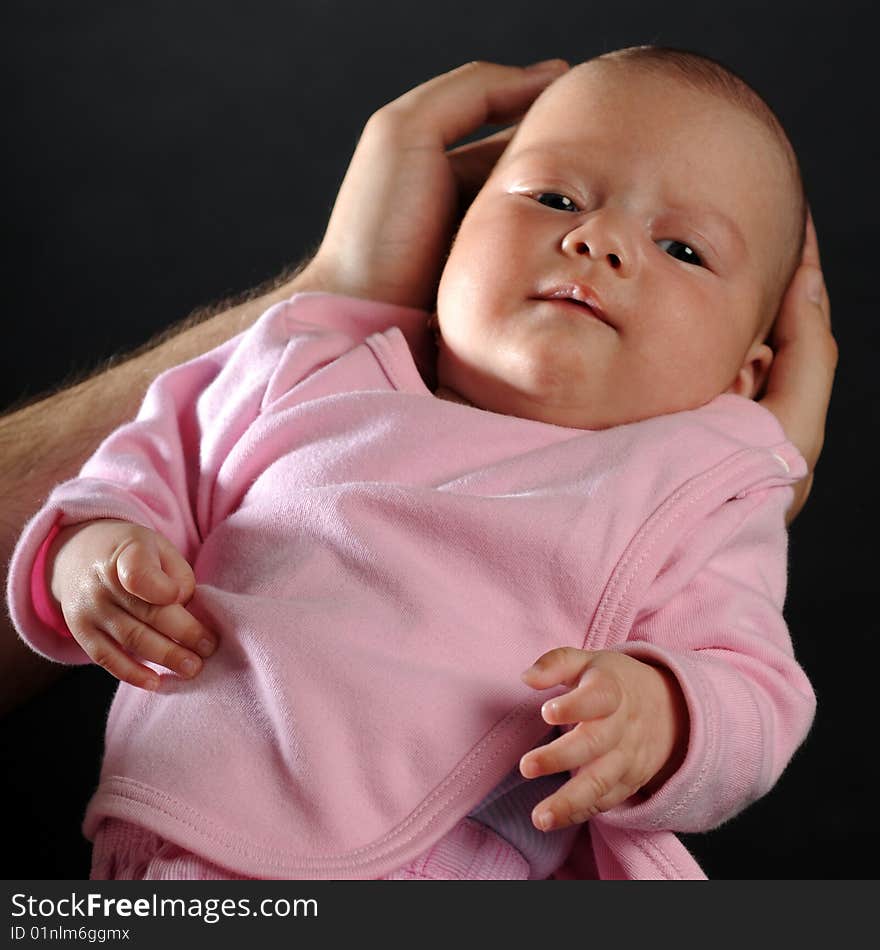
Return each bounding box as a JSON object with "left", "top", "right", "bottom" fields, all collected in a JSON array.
[
  {"left": 501, "top": 143, "right": 581, "bottom": 168},
  {"left": 671, "top": 204, "right": 746, "bottom": 258}
]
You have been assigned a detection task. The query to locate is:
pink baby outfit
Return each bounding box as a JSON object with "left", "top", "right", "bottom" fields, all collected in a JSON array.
[
  {"left": 8, "top": 292, "right": 815, "bottom": 880},
  {"left": 90, "top": 814, "right": 530, "bottom": 880}
]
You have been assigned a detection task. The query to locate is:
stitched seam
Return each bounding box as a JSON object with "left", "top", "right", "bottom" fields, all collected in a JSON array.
[
  {"left": 613, "top": 825, "right": 698, "bottom": 879},
  {"left": 590, "top": 451, "right": 759, "bottom": 646},
  {"left": 95, "top": 702, "right": 538, "bottom": 874},
  {"left": 588, "top": 451, "right": 781, "bottom": 826}
]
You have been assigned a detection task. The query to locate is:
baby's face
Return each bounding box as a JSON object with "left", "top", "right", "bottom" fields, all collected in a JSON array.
[{"left": 434, "top": 61, "right": 796, "bottom": 428}]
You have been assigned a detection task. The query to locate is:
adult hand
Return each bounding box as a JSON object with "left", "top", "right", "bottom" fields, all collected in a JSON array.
[
  {"left": 0, "top": 59, "right": 570, "bottom": 714},
  {"left": 759, "top": 212, "right": 837, "bottom": 523},
  {"left": 301, "top": 59, "right": 569, "bottom": 311}
]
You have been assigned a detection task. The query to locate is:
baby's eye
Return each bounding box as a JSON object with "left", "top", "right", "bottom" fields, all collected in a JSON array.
[
  {"left": 656, "top": 238, "right": 704, "bottom": 267},
  {"left": 535, "top": 192, "right": 579, "bottom": 212}
]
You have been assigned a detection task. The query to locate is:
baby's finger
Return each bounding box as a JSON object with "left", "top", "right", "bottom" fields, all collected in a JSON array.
[
  {"left": 114, "top": 536, "right": 179, "bottom": 605},
  {"left": 154, "top": 533, "right": 197, "bottom": 604},
  {"left": 593, "top": 782, "right": 639, "bottom": 814},
  {"left": 146, "top": 602, "right": 216, "bottom": 659},
  {"left": 73, "top": 621, "right": 161, "bottom": 691},
  {"left": 539, "top": 668, "right": 621, "bottom": 726},
  {"left": 531, "top": 749, "right": 627, "bottom": 831},
  {"left": 520, "top": 718, "right": 621, "bottom": 779},
  {"left": 521, "top": 646, "right": 595, "bottom": 690},
  {"left": 101, "top": 604, "right": 205, "bottom": 679}
]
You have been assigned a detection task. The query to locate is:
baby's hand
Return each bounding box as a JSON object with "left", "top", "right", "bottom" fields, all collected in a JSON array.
[
  {"left": 47, "top": 519, "right": 216, "bottom": 690},
  {"left": 519, "top": 647, "right": 689, "bottom": 831}
]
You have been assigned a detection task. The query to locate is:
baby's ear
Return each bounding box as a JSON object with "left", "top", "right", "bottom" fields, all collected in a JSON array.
[{"left": 727, "top": 341, "right": 774, "bottom": 399}]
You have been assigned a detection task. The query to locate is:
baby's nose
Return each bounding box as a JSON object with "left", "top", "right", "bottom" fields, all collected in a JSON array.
[
  {"left": 569, "top": 240, "right": 623, "bottom": 270},
  {"left": 561, "top": 214, "right": 635, "bottom": 276}
]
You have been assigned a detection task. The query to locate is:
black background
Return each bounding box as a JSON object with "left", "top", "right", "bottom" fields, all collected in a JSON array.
[{"left": 1, "top": 0, "right": 875, "bottom": 879}]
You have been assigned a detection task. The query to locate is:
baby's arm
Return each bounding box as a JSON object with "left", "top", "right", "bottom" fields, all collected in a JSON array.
[
  {"left": 7, "top": 306, "right": 300, "bottom": 676},
  {"left": 519, "top": 647, "right": 688, "bottom": 831},
  {"left": 44, "top": 519, "right": 215, "bottom": 690},
  {"left": 521, "top": 486, "right": 815, "bottom": 834}
]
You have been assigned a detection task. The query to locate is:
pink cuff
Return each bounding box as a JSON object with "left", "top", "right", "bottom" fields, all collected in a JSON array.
[{"left": 30, "top": 520, "right": 73, "bottom": 639}]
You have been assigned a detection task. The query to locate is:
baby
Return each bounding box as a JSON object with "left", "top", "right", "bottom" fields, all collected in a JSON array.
[{"left": 7, "top": 47, "right": 815, "bottom": 880}]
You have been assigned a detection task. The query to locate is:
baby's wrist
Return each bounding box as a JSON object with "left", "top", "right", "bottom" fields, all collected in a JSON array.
[
  {"left": 46, "top": 522, "right": 93, "bottom": 600},
  {"left": 640, "top": 664, "right": 689, "bottom": 797}
]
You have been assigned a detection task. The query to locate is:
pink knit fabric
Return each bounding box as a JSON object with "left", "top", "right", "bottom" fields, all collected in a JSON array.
[
  {"left": 30, "top": 520, "right": 70, "bottom": 638},
  {"left": 91, "top": 817, "right": 528, "bottom": 881},
  {"left": 8, "top": 293, "right": 815, "bottom": 880}
]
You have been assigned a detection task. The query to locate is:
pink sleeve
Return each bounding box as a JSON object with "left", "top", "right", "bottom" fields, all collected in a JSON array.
[
  {"left": 7, "top": 298, "right": 299, "bottom": 663},
  {"left": 30, "top": 520, "right": 71, "bottom": 639},
  {"left": 595, "top": 485, "right": 815, "bottom": 834},
  {"left": 7, "top": 292, "right": 428, "bottom": 665}
]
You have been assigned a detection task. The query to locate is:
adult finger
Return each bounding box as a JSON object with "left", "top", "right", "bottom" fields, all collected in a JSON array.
[
  {"left": 379, "top": 59, "right": 568, "bottom": 148},
  {"left": 761, "top": 268, "right": 836, "bottom": 475},
  {"left": 760, "top": 209, "right": 836, "bottom": 521},
  {"left": 448, "top": 125, "right": 518, "bottom": 202},
  {"left": 802, "top": 208, "right": 822, "bottom": 271}
]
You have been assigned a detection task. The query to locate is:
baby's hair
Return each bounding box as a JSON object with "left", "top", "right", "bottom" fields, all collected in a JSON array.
[{"left": 595, "top": 45, "right": 807, "bottom": 333}]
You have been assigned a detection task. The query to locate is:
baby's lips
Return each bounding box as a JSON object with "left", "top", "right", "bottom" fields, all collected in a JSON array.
[{"left": 532, "top": 286, "right": 616, "bottom": 329}]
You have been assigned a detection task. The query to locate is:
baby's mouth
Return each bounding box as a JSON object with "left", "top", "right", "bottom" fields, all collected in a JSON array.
[{"left": 532, "top": 285, "right": 614, "bottom": 328}]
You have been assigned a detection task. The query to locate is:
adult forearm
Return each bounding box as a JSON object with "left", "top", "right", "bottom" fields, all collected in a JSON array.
[{"left": 0, "top": 261, "right": 316, "bottom": 715}]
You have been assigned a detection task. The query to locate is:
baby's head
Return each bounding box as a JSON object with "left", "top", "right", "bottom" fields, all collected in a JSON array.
[{"left": 434, "top": 46, "right": 807, "bottom": 428}]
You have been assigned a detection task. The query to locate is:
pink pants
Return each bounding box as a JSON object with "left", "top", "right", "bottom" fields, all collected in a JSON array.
[{"left": 90, "top": 817, "right": 529, "bottom": 880}]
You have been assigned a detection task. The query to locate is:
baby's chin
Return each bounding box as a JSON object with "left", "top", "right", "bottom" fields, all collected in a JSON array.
[
  {"left": 435, "top": 370, "right": 729, "bottom": 430},
  {"left": 433, "top": 343, "right": 734, "bottom": 429},
  {"left": 495, "top": 397, "right": 733, "bottom": 430},
  {"left": 432, "top": 375, "right": 638, "bottom": 430},
  {"left": 493, "top": 399, "right": 647, "bottom": 431}
]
